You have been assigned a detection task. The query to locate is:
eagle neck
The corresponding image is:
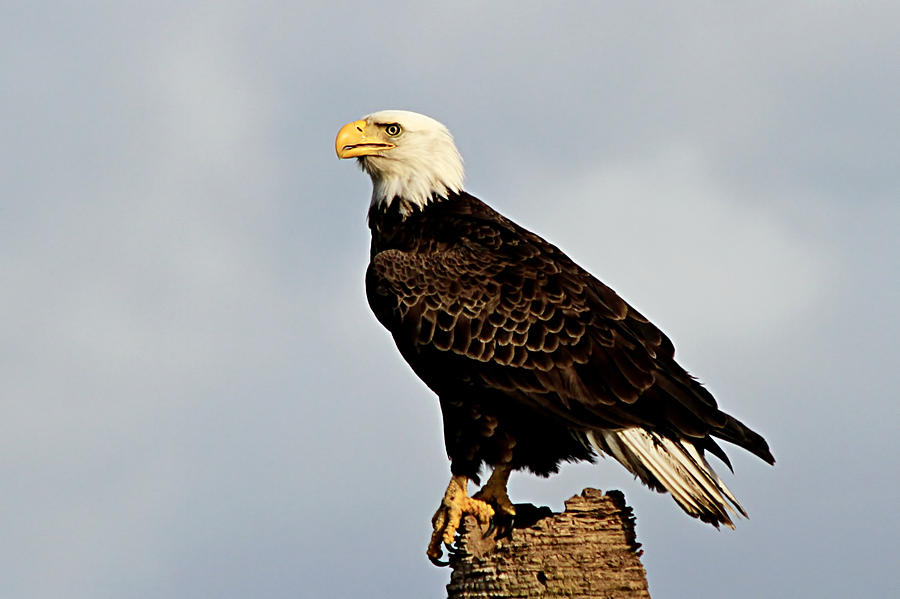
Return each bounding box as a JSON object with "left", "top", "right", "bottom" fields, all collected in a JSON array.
[
  {"left": 367, "top": 192, "right": 466, "bottom": 257},
  {"left": 368, "top": 192, "right": 449, "bottom": 231}
]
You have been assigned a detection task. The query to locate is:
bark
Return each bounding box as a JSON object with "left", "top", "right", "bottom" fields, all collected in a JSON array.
[{"left": 447, "top": 488, "right": 651, "bottom": 599}]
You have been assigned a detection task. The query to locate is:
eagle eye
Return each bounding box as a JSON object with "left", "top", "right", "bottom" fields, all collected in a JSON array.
[{"left": 385, "top": 123, "right": 402, "bottom": 137}]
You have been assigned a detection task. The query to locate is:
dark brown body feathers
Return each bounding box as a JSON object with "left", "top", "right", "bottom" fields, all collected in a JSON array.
[{"left": 366, "top": 192, "right": 774, "bottom": 487}]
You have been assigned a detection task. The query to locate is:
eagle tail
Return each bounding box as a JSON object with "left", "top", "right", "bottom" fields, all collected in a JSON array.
[{"left": 586, "top": 428, "right": 746, "bottom": 528}]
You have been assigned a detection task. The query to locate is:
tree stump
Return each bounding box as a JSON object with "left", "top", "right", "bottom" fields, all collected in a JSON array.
[{"left": 447, "top": 488, "right": 651, "bottom": 598}]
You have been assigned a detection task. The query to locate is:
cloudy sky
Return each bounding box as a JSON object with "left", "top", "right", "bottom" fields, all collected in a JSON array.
[{"left": 2, "top": 2, "right": 897, "bottom": 597}]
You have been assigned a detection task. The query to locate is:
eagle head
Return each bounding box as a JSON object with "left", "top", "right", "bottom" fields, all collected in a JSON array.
[{"left": 336, "top": 110, "right": 464, "bottom": 212}]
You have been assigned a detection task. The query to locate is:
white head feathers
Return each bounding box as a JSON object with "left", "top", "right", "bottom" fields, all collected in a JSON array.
[{"left": 350, "top": 110, "right": 464, "bottom": 212}]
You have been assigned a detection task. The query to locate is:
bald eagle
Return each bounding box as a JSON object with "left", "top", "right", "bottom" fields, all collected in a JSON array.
[{"left": 336, "top": 110, "right": 774, "bottom": 564}]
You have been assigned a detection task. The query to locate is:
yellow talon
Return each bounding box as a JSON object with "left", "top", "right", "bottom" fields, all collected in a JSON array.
[
  {"left": 426, "top": 475, "right": 494, "bottom": 562},
  {"left": 472, "top": 464, "right": 516, "bottom": 518}
]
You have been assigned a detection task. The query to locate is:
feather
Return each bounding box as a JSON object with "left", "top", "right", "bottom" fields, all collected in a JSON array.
[{"left": 590, "top": 428, "right": 745, "bottom": 527}]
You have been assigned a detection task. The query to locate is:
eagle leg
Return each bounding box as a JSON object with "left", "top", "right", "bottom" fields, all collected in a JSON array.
[
  {"left": 473, "top": 463, "right": 516, "bottom": 537},
  {"left": 472, "top": 464, "right": 516, "bottom": 517},
  {"left": 427, "top": 474, "right": 494, "bottom": 565}
]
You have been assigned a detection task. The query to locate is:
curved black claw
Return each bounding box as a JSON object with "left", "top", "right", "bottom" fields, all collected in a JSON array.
[
  {"left": 483, "top": 518, "right": 496, "bottom": 538},
  {"left": 445, "top": 540, "right": 463, "bottom": 560},
  {"left": 429, "top": 540, "right": 460, "bottom": 567},
  {"left": 477, "top": 512, "right": 513, "bottom": 541},
  {"left": 490, "top": 512, "right": 515, "bottom": 540},
  {"left": 429, "top": 553, "right": 449, "bottom": 568}
]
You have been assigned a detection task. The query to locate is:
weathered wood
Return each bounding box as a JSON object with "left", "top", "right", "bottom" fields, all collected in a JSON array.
[{"left": 447, "top": 488, "right": 651, "bottom": 598}]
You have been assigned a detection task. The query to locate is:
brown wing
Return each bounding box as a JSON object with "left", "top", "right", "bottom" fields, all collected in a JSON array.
[{"left": 366, "top": 210, "right": 773, "bottom": 464}]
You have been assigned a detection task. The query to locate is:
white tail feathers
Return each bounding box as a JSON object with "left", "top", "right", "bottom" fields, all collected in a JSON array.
[{"left": 585, "top": 428, "right": 747, "bottom": 528}]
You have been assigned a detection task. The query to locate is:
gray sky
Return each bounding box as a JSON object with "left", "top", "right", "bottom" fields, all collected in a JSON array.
[{"left": 2, "top": 2, "right": 897, "bottom": 597}]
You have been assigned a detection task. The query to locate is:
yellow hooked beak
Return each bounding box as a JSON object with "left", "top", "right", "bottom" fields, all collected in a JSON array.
[{"left": 335, "top": 119, "right": 397, "bottom": 159}]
